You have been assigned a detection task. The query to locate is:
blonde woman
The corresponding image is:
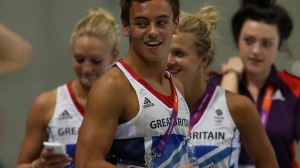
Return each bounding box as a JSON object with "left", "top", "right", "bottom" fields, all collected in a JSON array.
[
  {"left": 168, "top": 6, "right": 278, "bottom": 168},
  {"left": 16, "top": 8, "right": 119, "bottom": 168}
]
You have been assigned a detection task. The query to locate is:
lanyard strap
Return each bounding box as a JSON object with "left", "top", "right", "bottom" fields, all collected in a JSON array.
[
  {"left": 189, "top": 84, "right": 216, "bottom": 133},
  {"left": 260, "top": 85, "right": 274, "bottom": 127},
  {"left": 155, "top": 76, "right": 179, "bottom": 154}
]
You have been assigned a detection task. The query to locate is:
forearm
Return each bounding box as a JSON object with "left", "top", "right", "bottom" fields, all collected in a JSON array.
[
  {"left": 221, "top": 56, "right": 243, "bottom": 92},
  {"left": 0, "top": 23, "right": 32, "bottom": 73},
  {"left": 220, "top": 71, "right": 239, "bottom": 93}
]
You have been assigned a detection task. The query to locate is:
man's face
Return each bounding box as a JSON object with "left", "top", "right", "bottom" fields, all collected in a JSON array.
[{"left": 122, "top": 0, "right": 179, "bottom": 62}]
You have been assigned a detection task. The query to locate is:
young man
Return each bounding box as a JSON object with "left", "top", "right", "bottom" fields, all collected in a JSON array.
[{"left": 76, "top": 0, "right": 192, "bottom": 167}]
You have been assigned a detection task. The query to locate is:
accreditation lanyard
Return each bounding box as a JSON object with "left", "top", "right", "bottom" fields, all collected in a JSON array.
[
  {"left": 260, "top": 85, "right": 274, "bottom": 128},
  {"left": 189, "top": 84, "right": 216, "bottom": 133},
  {"left": 154, "top": 78, "right": 179, "bottom": 156}
]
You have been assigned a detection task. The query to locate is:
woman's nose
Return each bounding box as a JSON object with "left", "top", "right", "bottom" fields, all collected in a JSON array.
[{"left": 252, "top": 42, "right": 262, "bottom": 54}]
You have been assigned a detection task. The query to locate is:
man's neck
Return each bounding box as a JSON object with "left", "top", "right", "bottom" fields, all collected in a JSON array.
[
  {"left": 123, "top": 53, "right": 167, "bottom": 83},
  {"left": 122, "top": 56, "right": 171, "bottom": 96}
]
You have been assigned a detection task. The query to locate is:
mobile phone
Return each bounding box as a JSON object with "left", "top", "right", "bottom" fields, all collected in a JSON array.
[{"left": 43, "top": 142, "right": 67, "bottom": 155}]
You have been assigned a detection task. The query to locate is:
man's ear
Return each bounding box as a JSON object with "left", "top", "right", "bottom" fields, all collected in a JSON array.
[
  {"left": 122, "top": 19, "right": 130, "bottom": 37},
  {"left": 173, "top": 17, "right": 179, "bottom": 34}
]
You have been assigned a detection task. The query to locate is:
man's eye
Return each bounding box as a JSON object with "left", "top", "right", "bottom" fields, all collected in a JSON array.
[
  {"left": 136, "top": 21, "right": 147, "bottom": 28},
  {"left": 157, "top": 19, "right": 168, "bottom": 26}
]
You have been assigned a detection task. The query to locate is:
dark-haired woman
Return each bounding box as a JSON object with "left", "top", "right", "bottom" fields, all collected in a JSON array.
[{"left": 218, "top": 0, "right": 300, "bottom": 167}]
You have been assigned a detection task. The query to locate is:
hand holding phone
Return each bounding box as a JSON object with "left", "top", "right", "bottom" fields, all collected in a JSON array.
[{"left": 43, "top": 142, "right": 67, "bottom": 155}]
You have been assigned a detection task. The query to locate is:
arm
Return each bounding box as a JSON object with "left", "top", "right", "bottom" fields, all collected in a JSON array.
[
  {"left": 17, "top": 90, "right": 70, "bottom": 168},
  {"left": 226, "top": 91, "right": 278, "bottom": 168},
  {"left": 76, "top": 69, "right": 129, "bottom": 168},
  {"left": 0, "top": 24, "right": 32, "bottom": 74},
  {"left": 220, "top": 56, "right": 243, "bottom": 92}
]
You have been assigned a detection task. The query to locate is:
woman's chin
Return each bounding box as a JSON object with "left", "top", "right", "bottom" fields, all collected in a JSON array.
[{"left": 80, "top": 80, "right": 95, "bottom": 89}]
